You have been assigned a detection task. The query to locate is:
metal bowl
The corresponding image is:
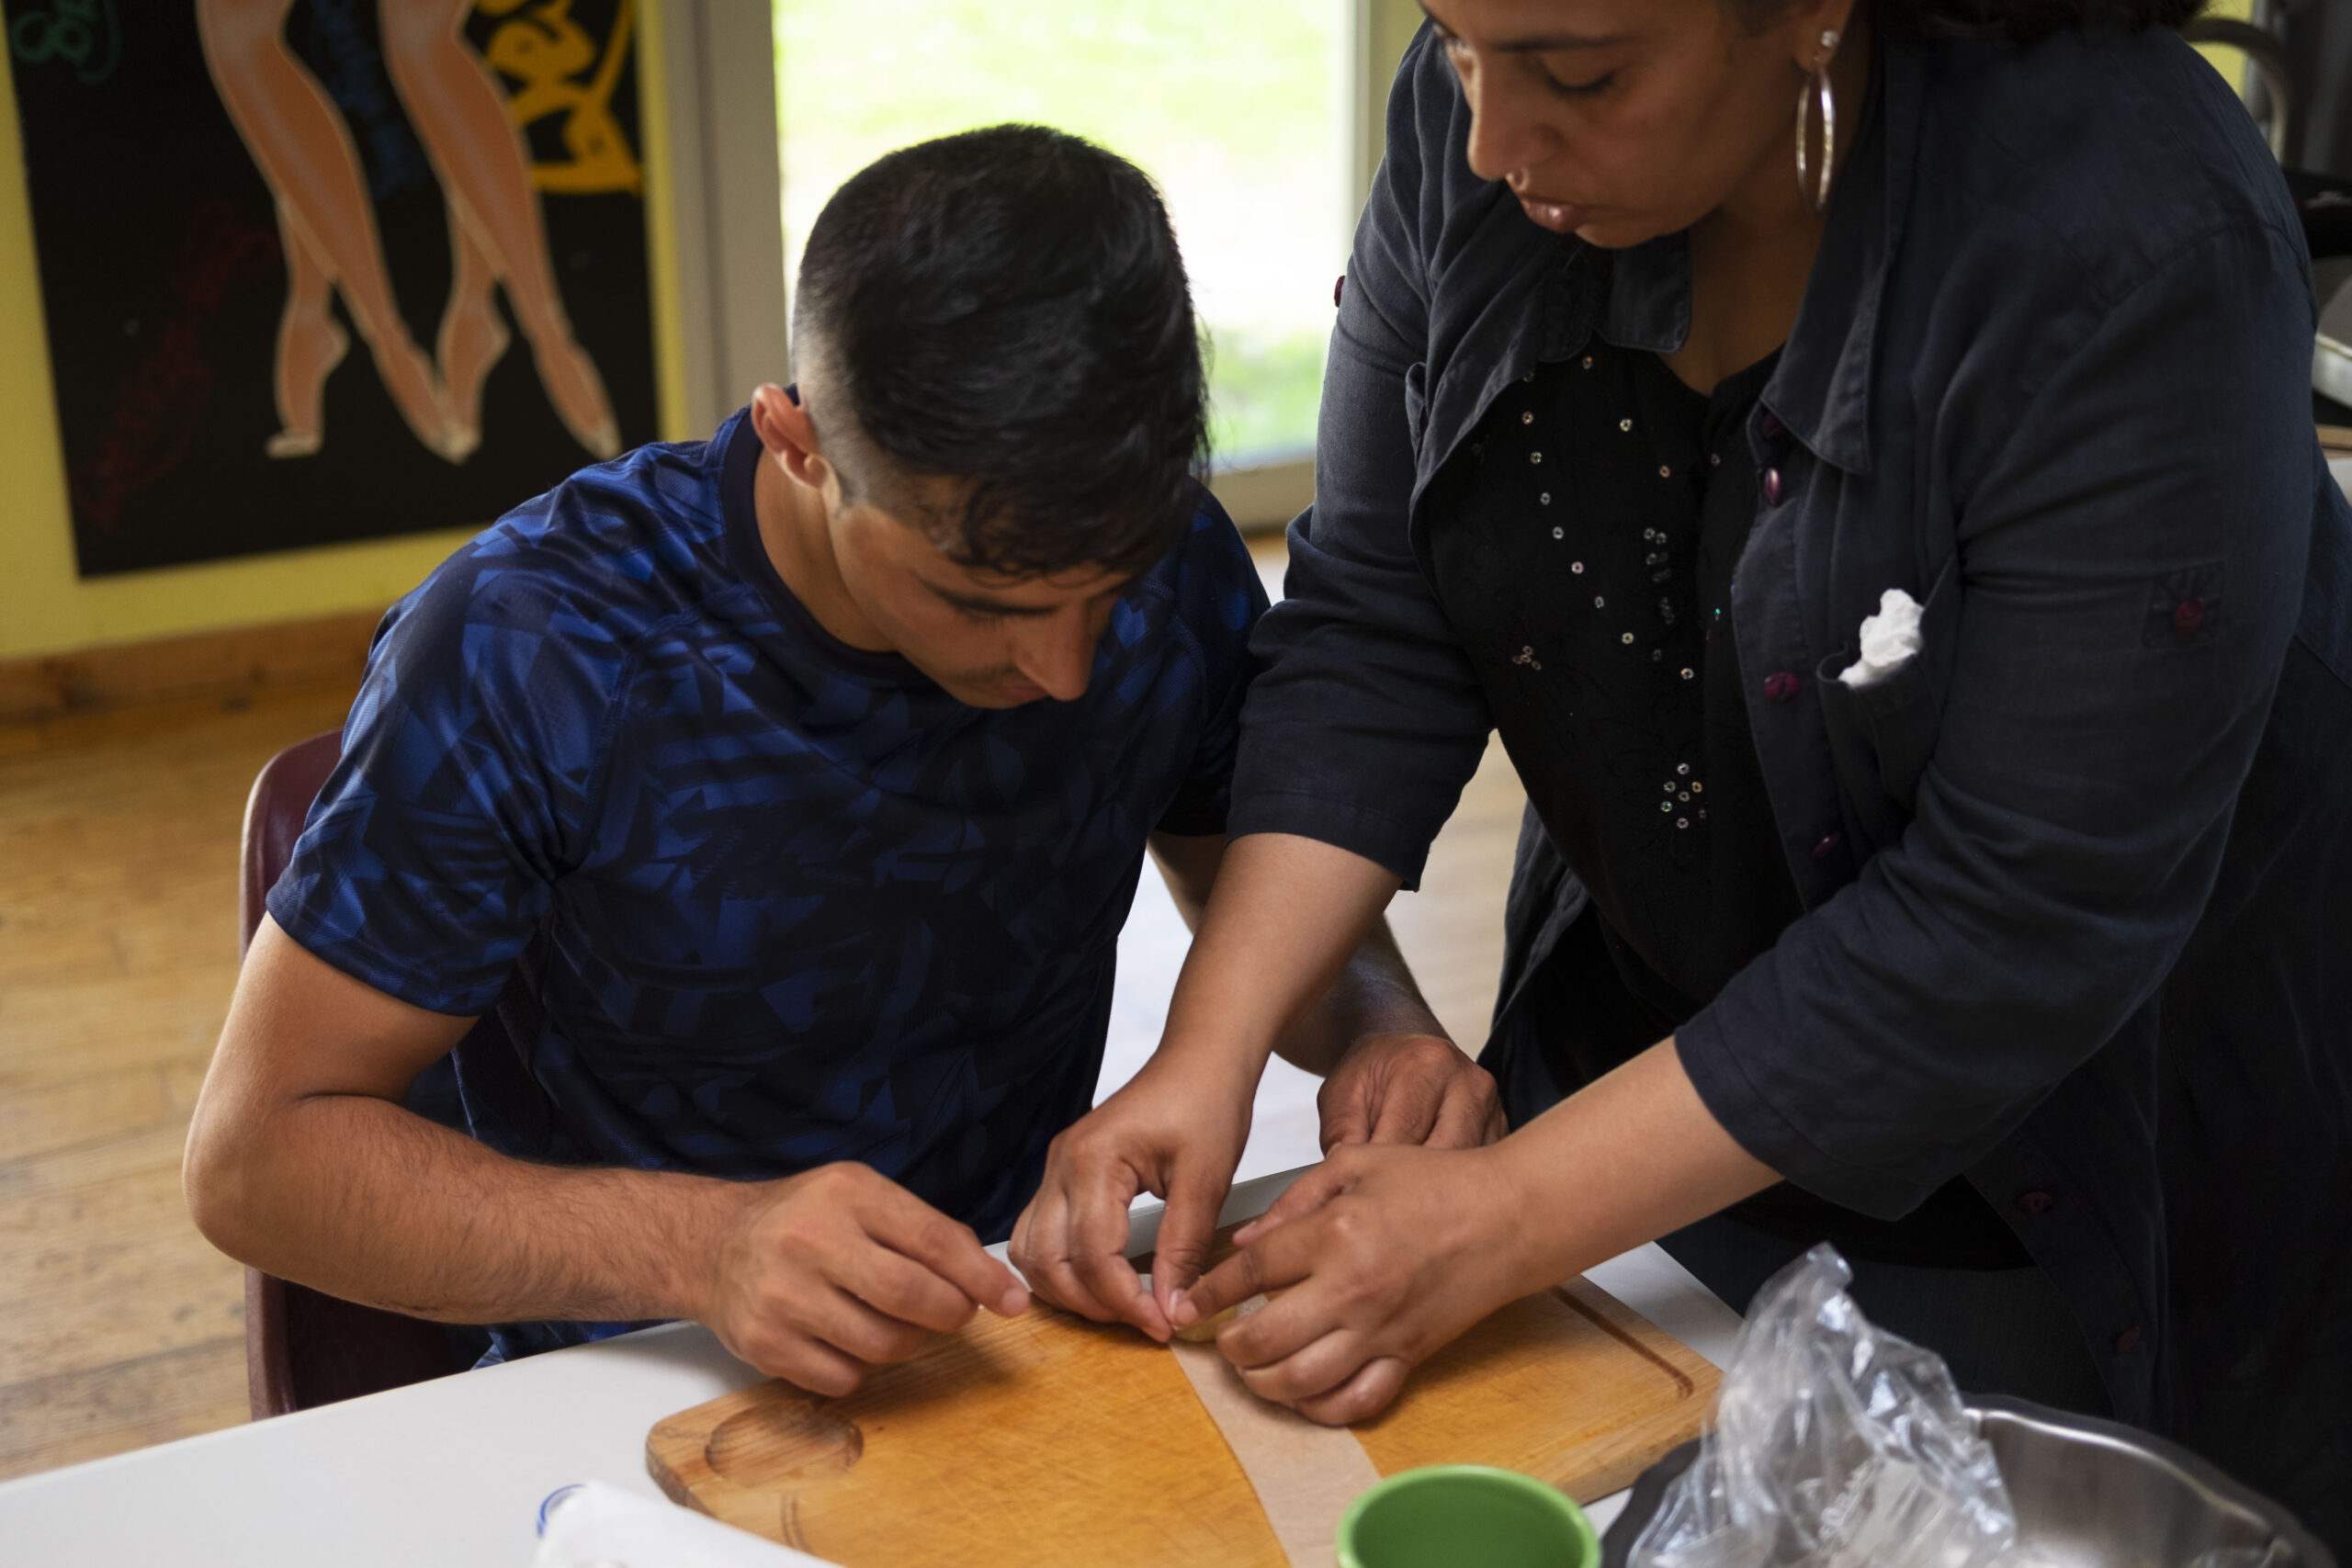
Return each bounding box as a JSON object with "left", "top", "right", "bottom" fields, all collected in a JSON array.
[
  {"left": 1969, "top": 1397, "right": 2331, "bottom": 1568},
  {"left": 1600, "top": 1395, "right": 2335, "bottom": 1568}
]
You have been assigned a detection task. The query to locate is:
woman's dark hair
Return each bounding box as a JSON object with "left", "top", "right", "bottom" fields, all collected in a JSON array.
[
  {"left": 792, "top": 124, "right": 1208, "bottom": 581},
  {"left": 1832, "top": 0, "right": 2204, "bottom": 42}
]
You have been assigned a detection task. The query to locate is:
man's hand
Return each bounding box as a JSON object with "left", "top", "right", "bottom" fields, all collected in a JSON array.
[
  {"left": 1009, "top": 1055, "right": 1253, "bottom": 1341},
  {"left": 1318, "top": 1032, "right": 1505, "bottom": 1152},
  {"left": 702, "top": 1162, "right": 1030, "bottom": 1397}
]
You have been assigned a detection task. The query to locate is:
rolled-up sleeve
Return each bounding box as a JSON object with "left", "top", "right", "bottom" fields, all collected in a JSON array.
[
  {"left": 1680, "top": 222, "right": 2318, "bottom": 1216},
  {"left": 1227, "top": 29, "right": 1495, "bottom": 888}
]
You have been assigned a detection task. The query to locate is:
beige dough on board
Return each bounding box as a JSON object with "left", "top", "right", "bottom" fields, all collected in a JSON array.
[{"left": 1171, "top": 1292, "right": 1273, "bottom": 1343}]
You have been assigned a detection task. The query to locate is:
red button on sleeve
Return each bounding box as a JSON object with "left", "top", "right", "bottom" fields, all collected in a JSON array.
[
  {"left": 2173, "top": 598, "right": 2207, "bottom": 636},
  {"left": 1763, "top": 671, "right": 1802, "bottom": 701},
  {"left": 1762, "top": 468, "right": 1785, "bottom": 505}
]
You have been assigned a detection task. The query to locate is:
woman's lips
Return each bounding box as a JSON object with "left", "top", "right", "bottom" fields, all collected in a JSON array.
[{"left": 1518, "top": 197, "right": 1590, "bottom": 232}]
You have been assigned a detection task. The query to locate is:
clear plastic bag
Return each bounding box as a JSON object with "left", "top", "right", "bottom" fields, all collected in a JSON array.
[{"left": 1629, "top": 1244, "right": 2018, "bottom": 1568}]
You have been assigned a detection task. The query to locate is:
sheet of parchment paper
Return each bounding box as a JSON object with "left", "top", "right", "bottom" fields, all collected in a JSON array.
[{"left": 1169, "top": 1339, "right": 1382, "bottom": 1568}]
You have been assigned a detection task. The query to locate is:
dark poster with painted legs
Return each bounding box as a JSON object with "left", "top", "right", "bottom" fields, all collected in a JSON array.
[{"left": 6, "top": 0, "right": 659, "bottom": 577}]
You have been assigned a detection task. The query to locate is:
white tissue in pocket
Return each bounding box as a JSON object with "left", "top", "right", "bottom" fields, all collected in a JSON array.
[
  {"left": 533, "top": 1481, "right": 840, "bottom": 1568},
  {"left": 1838, "top": 588, "right": 1925, "bottom": 689}
]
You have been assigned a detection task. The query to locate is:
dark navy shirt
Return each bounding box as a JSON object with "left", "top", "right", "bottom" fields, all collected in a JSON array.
[{"left": 270, "top": 412, "right": 1265, "bottom": 1351}]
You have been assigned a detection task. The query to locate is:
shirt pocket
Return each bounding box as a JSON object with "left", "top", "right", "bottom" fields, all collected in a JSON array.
[{"left": 1815, "top": 556, "right": 1957, "bottom": 853}]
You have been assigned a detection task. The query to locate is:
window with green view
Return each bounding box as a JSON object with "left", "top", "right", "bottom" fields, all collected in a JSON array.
[{"left": 775, "top": 0, "right": 1350, "bottom": 468}]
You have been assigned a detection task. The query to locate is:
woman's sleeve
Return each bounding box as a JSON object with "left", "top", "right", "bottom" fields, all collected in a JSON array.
[
  {"left": 1679, "top": 220, "right": 2321, "bottom": 1216},
  {"left": 1226, "top": 28, "right": 1497, "bottom": 889}
]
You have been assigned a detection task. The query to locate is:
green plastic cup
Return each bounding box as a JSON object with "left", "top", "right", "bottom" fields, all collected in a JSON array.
[{"left": 1337, "top": 1465, "right": 1599, "bottom": 1568}]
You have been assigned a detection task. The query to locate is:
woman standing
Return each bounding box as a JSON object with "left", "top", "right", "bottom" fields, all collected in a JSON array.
[{"left": 1013, "top": 0, "right": 2352, "bottom": 1539}]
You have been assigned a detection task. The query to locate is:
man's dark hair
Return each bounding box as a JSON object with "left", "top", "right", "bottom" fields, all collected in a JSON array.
[{"left": 792, "top": 125, "right": 1209, "bottom": 580}]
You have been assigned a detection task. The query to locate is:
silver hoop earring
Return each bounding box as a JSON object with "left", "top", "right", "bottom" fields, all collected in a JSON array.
[{"left": 1795, "top": 28, "right": 1840, "bottom": 214}]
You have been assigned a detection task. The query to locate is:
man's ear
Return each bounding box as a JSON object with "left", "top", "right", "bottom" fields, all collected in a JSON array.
[{"left": 748, "top": 381, "right": 832, "bottom": 492}]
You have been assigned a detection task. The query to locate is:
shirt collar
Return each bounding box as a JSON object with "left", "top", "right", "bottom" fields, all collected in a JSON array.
[
  {"left": 1595, "top": 233, "right": 1690, "bottom": 356},
  {"left": 1764, "top": 30, "right": 1913, "bottom": 476}
]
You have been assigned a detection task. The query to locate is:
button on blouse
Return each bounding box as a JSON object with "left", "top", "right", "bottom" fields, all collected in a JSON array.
[
  {"left": 1422, "top": 338, "right": 2025, "bottom": 1273},
  {"left": 1426, "top": 340, "right": 1800, "bottom": 1010}
]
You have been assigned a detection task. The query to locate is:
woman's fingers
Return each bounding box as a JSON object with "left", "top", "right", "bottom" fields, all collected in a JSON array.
[
  {"left": 1211, "top": 1259, "right": 1372, "bottom": 1371},
  {"left": 1069, "top": 1162, "right": 1167, "bottom": 1339},
  {"left": 1012, "top": 1186, "right": 1121, "bottom": 1325},
  {"left": 1230, "top": 1319, "right": 1378, "bottom": 1404},
  {"left": 1292, "top": 1356, "right": 1411, "bottom": 1426},
  {"left": 1227, "top": 1161, "right": 1349, "bottom": 1250},
  {"left": 1173, "top": 1205, "right": 1336, "bottom": 1330},
  {"left": 1145, "top": 1163, "right": 1231, "bottom": 1325}
]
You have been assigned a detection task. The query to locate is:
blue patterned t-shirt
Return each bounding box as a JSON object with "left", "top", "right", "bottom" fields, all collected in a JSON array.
[{"left": 268, "top": 412, "right": 1265, "bottom": 1349}]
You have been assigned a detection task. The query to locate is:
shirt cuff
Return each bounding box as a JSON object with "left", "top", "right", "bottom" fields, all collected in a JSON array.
[{"left": 1224, "top": 786, "right": 1440, "bottom": 890}]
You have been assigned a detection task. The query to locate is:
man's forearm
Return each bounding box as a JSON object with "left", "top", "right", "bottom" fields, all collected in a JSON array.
[
  {"left": 191, "top": 1089, "right": 740, "bottom": 1325},
  {"left": 1272, "top": 919, "right": 1448, "bottom": 1076}
]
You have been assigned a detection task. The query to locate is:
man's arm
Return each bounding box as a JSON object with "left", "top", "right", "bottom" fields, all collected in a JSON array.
[{"left": 184, "top": 918, "right": 1027, "bottom": 1394}]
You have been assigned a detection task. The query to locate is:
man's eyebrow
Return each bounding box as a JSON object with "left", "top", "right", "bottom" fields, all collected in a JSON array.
[
  {"left": 923, "top": 580, "right": 1058, "bottom": 617},
  {"left": 1418, "top": 2, "right": 1627, "bottom": 52}
]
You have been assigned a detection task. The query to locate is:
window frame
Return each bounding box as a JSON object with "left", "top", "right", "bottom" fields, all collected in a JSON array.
[{"left": 654, "top": 0, "right": 1423, "bottom": 528}]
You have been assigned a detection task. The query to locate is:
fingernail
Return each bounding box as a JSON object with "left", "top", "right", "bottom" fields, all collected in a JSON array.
[
  {"left": 1170, "top": 1292, "right": 1196, "bottom": 1327},
  {"left": 1001, "top": 1286, "right": 1030, "bottom": 1315}
]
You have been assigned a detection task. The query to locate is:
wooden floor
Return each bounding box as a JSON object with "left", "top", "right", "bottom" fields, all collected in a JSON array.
[
  {"left": 0, "top": 679, "right": 366, "bottom": 1479},
  {"left": 0, "top": 536, "right": 1525, "bottom": 1482}
]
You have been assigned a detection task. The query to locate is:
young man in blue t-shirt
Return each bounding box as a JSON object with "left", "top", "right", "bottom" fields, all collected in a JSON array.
[{"left": 186, "top": 126, "right": 1498, "bottom": 1393}]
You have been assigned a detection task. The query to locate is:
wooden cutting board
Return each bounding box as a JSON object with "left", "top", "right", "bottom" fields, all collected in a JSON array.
[{"left": 646, "top": 1270, "right": 1719, "bottom": 1566}]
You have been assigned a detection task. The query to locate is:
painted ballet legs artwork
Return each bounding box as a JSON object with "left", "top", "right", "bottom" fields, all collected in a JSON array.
[
  {"left": 194, "top": 0, "right": 621, "bottom": 465},
  {"left": 9, "top": 0, "right": 655, "bottom": 573}
]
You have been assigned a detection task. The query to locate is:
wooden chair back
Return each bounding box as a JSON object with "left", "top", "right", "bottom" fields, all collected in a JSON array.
[{"left": 236, "top": 730, "right": 466, "bottom": 1417}]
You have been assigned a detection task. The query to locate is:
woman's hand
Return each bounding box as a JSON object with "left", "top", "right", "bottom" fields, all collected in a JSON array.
[
  {"left": 1317, "top": 1031, "right": 1505, "bottom": 1151},
  {"left": 1173, "top": 1040, "right": 1780, "bottom": 1425},
  {"left": 1168, "top": 1141, "right": 1545, "bottom": 1423},
  {"left": 1009, "top": 1051, "right": 1255, "bottom": 1340}
]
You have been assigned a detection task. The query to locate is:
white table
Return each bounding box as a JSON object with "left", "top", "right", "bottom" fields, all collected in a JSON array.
[
  {"left": 0, "top": 1166, "right": 1739, "bottom": 1565},
  {"left": 0, "top": 759, "right": 1747, "bottom": 1563}
]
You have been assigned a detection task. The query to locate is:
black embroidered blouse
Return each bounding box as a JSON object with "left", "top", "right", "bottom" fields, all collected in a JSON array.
[{"left": 1430, "top": 339, "right": 2025, "bottom": 1269}]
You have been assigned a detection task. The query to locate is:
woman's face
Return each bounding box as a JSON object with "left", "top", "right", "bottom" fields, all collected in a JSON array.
[{"left": 1425, "top": 0, "right": 1846, "bottom": 249}]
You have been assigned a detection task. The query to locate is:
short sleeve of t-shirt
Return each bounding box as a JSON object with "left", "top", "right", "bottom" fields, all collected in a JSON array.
[
  {"left": 267, "top": 513, "right": 623, "bottom": 1017},
  {"left": 1151, "top": 503, "right": 1272, "bottom": 837}
]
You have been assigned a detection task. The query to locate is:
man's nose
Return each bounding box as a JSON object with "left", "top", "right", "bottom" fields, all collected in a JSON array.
[
  {"left": 1012, "top": 615, "right": 1098, "bottom": 703},
  {"left": 1462, "top": 62, "right": 1552, "bottom": 185}
]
